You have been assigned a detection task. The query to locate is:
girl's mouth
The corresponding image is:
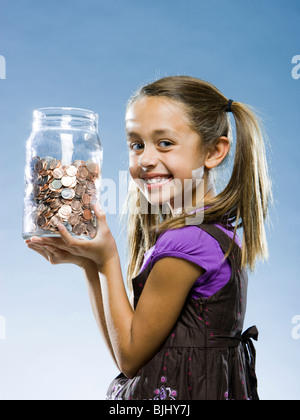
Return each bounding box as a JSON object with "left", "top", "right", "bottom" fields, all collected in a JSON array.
[{"left": 142, "top": 176, "right": 174, "bottom": 190}]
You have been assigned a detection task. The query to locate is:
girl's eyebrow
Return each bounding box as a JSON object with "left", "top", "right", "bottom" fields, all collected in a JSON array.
[{"left": 126, "top": 128, "right": 177, "bottom": 138}]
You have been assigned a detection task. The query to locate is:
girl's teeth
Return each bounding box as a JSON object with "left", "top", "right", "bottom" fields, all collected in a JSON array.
[{"left": 145, "top": 177, "right": 170, "bottom": 184}]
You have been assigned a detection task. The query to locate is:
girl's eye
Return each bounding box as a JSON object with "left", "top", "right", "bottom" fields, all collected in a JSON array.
[
  {"left": 128, "top": 140, "right": 173, "bottom": 152},
  {"left": 129, "top": 142, "right": 144, "bottom": 151},
  {"left": 159, "top": 140, "right": 172, "bottom": 148}
]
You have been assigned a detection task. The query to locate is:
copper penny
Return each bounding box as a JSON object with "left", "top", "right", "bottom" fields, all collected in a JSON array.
[
  {"left": 69, "top": 213, "right": 80, "bottom": 226},
  {"left": 58, "top": 205, "right": 72, "bottom": 219},
  {"left": 73, "top": 222, "right": 86, "bottom": 235},
  {"left": 53, "top": 167, "right": 65, "bottom": 179},
  {"left": 77, "top": 166, "right": 88, "bottom": 180},
  {"left": 71, "top": 200, "right": 82, "bottom": 212},
  {"left": 75, "top": 184, "right": 85, "bottom": 196},
  {"left": 82, "top": 209, "right": 92, "bottom": 221},
  {"left": 82, "top": 193, "right": 91, "bottom": 206}
]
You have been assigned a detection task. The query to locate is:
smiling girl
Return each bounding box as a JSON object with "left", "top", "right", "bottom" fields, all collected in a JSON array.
[{"left": 26, "top": 76, "right": 273, "bottom": 400}]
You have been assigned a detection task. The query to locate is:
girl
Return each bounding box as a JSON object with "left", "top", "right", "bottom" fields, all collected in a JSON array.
[{"left": 26, "top": 76, "right": 273, "bottom": 400}]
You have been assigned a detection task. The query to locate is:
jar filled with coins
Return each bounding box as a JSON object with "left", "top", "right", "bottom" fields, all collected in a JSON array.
[{"left": 23, "top": 107, "right": 103, "bottom": 240}]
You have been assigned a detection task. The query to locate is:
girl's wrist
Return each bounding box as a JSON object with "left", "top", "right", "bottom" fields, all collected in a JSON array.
[
  {"left": 96, "top": 251, "right": 120, "bottom": 275},
  {"left": 80, "top": 258, "right": 98, "bottom": 272}
]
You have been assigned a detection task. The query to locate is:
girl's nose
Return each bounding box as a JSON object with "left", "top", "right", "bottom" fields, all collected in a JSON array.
[{"left": 138, "top": 145, "right": 158, "bottom": 169}]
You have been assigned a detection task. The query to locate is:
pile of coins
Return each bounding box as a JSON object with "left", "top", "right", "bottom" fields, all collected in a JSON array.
[{"left": 28, "top": 156, "right": 100, "bottom": 238}]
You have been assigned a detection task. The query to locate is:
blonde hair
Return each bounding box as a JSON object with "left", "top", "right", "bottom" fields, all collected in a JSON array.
[{"left": 120, "top": 76, "right": 273, "bottom": 290}]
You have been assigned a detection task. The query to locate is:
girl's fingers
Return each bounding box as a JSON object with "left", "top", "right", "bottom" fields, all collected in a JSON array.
[
  {"left": 91, "top": 202, "right": 109, "bottom": 236},
  {"left": 27, "top": 236, "right": 66, "bottom": 248},
  {"left": 57, "top": 223, "right": 76, "bottom": 245},
  {"left": 27, "top": 243, "right": 50, "bottom": 261},
  {"left": 57, "top": 224, "right": 87, "bottom": 253}
]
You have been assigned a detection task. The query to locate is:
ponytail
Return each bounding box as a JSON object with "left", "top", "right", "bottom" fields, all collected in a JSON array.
[{"left": 218, "top": 101, "right": 273, "bottom": 271}]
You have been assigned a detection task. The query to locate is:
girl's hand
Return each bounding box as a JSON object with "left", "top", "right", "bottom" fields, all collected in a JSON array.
[
  {"left": 26, "top": 241, "right": 89, "bottom": 268},
  {"left": 25, "top": 202, "right": 118, "bottom": 270}
]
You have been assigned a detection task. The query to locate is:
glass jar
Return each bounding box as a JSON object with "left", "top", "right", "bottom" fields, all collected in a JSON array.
[{"left": 22, "top": 107, "right": 103, "bottom": 240}]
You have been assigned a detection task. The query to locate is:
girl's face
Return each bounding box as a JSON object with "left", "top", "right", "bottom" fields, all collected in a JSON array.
[{"left": 126, "top": 96, "right": 212, "bottom": 212}]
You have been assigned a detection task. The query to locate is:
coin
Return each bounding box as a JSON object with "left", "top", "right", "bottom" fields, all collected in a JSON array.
[
  {"left": 82, "top": 193, "right": 91, "bottom": 206},
  {"left": 61, "top": 188, "right": 75, "bottom": 200},
  {"left": 75, "top": 184, "right": 85, "bottom": 197},
  {"left": 71, "top": 200, "right": 82, "bottom": 213},
  {"left": 86, "top": 160, "right": 99, "bottom": 175},
  {"left": 53, "top": 167, "right": 65, "bottom": 179},
  {"left": 66, "top": 165, "right": 78, "bottom": 177},
  {"left": 77, "top": 166, "right": 88, "bottom": 180},
  {"left": 50, "top": 198, "right": 62, "bottom": 209},
  {"left": 86, "top": 222, "right": 97, "bottom": 238},
  {"left": 28, "top": 156, "right": 100, "bottom": 238},
  {"left": 49, "top": 215, "right": 61, "bottom": 227},
  {"left": 37, "top": 215, "right": 47, "bottom": 228},
  {"left": 82, "top": 209, "right": 92, "bottom": 221},
  {"left": 73, "top": 222, "right": 86, "bottom": 235},
  {"left": 50, "top": 179, "right": 62, "bottom": 190},
  {"left": 61, "top": 175, "right": 76, "bottom": 187},
  {"left": 34, "top": 159, "right": 44, "bottom": 174},
  {"left": 69, "top": 213, "right": 80, "bottom": 226}
]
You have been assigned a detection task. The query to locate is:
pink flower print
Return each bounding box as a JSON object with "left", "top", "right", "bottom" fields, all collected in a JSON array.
[
  {"left": 139, "top": 283, "right": 143, "bottom": 287},
  {"left": 210, "top": 332, "right": 214, "bottom": 337},
  {"left": 188, "top": 371, "right": 192, "bottom": 376},
  {"left": 188, "top": 357, "right": 191, "bottom": 362},
  {"left": 163, "top": 366, "right": 167, "bottom": 371},
  {"left": 161, "top": 376, "right": 166, "bottom": 383},
  {"left": 171, "top": 333, "right": 175, "bottom": 338},
  {"left": 153, "top": 385, "right": 177, "bottom": 400},
  {"left": 224, "top": 391, "right": 229, "bottom": 399}
]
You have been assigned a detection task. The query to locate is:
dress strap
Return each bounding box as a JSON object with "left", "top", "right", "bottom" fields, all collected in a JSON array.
[{"left": 196, "top": 223, "right": 242, "bottom": 264}]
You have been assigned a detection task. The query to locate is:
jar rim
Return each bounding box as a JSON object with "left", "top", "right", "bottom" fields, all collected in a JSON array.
[
  {"left": 34, "top": 107, "right": 97, "bottom": 120},
  {"left": 33, "top": 107, "right": 98, "bottom": 130}
]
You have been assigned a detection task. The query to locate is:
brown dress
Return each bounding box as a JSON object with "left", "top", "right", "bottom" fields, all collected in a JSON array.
[{"left": 105, "top": 223, "right": 259, "bottom": 400}]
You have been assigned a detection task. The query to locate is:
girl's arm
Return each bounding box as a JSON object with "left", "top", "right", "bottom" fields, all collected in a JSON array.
[
  {"left": 98, "top": 254, "right": 203, "bottom": 378},
  {"left": 27, "top": 204, "right": 204, "bottom": 378},
  {"left": 82, "top": 260, "right": 119, "bottom": 368}
]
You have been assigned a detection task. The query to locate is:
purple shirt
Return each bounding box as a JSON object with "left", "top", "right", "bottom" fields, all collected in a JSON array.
[{"left": 140, "top": 224, "right": 242, "bottom": 299}]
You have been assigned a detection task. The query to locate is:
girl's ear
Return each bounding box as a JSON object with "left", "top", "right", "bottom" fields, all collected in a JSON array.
[{"left": 204, "top": 136, "right": 230, "bottom": 169}]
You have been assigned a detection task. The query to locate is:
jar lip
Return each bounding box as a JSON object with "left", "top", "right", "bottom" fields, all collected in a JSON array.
[{"left": 34, "top": 107, "right": 97, "bottom": 120}]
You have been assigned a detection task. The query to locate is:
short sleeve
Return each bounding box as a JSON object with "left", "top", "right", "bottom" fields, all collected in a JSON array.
[{"left": 149, "top": 225, "right": 224, "bottom": 280}]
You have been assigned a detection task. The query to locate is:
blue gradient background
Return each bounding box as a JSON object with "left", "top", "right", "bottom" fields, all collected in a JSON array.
[{"left": 0, "top": 0, "right": 299, "bottom": 400}]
